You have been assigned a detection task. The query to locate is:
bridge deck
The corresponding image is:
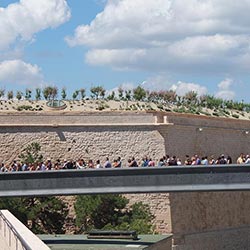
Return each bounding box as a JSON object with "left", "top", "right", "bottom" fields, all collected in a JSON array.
[{"left": 0, "top": 165, "right": 249, "bottom": 197}]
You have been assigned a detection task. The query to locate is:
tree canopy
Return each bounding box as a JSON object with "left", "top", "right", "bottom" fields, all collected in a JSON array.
[{"left": 75, "top": 194, "right": 154, "bottom": 234}]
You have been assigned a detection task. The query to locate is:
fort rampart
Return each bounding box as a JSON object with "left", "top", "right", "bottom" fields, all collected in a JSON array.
[{"left": 1, "top": 111, "right": 250, "bottom": 249}]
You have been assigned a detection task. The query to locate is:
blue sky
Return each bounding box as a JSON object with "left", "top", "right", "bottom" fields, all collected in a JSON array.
[{"left": 0, "top": 0, "right": 250, "bottom": 101}]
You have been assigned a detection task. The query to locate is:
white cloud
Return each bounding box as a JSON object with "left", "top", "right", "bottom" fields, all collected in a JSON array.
[
  {"left": 106, "top": 82, "right": 134, "bottom": 97},
  {"left": 65, "top": 0, "right": 250, "bottom": 74},
  {"left": 0, "top": 60, "right": 44, "bottom": 86},
  {"left": 141, "top": 75, "right": 172, "bottom": 91},
  {"left": 0, "top": 0, "right": 71, "bottom": 50},
  {"left": 170, "top": 81, "right": 208, "bottom": 96},
  {"left": 215, "top": 78, "right": 235, "bottom": 100}
]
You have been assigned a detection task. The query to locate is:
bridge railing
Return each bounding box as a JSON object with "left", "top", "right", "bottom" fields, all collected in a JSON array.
[{"left": 0, "top": 210, "right": 50, "bottom": 250}]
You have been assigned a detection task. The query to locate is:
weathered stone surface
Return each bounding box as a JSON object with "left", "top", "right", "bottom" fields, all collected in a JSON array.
[{"left": 1, "top": 111, "right": 250, "bottom": 245}]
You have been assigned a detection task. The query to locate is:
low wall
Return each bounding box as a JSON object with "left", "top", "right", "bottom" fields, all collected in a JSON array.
[
  {"left": 172, "top": 226, "right": 250, "bottom": 250},
  {"left": 0, "top": 210, "right": 50, "bottom": 250}
]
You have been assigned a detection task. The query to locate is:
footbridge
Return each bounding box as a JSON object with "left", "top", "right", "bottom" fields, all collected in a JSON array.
[{"left": 0, "top": 165, "right": 250, "bottom": 197}]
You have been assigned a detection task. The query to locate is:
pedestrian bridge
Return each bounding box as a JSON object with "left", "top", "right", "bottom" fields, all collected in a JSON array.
[{"left": 0, "top": 165, "right": 250, "bottom": 197}]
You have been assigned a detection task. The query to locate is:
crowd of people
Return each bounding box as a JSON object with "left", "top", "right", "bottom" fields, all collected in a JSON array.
[{"left": 0, "top": 153, "right": 250, "bottom": 173}]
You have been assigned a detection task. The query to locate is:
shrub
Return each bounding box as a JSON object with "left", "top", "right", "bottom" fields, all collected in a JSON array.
[{"left": 232, "top": 114, "right": 239, "bottom": 119}]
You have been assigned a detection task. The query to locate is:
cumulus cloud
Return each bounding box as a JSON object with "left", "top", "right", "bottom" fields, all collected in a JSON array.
[
  {"left": 106, "top": 82, "right": 134, "bottom": 97},
  {"left": 65, "top": 0, "right": 250, "bottom": 74},
  {"left": 0, "top": 60, "right": 44, "bottom": 86},
  {"left": 170, "top": 81, "right": 208, "bottom": 96},
  {"left": 0, "top": 0, "right": 71, "bottom": 50},
  {"left": 141, "top": 75, "right": 172, "bottom": 91},
  {"left": 215, "top": 79, "right": 235, "bottom": 100}
]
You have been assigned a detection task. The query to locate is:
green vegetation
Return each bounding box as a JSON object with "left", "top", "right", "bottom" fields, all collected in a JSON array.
[
  {"left": 0, "top": 84, "right": 248, "bottom": 118},
  {"left": 0, "top": 142, "right": 155, "bottom": 234},
  {"left": 0, "top": 197, "right": 68, "bottom": 234},
  {"left": 75, "top": 194, "right": 154, "bottom": 234},
  {"left": 16, "top": 105, "right": 33, "bottom": 111},
  {"left": 0, "top": 142, "right": 68, "bottom": 234},
  {"left": 19, "top": 142, "right": 43, "bottom": 164}
]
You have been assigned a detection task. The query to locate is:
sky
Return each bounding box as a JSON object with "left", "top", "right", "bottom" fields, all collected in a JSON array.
[{"left": 0, "top": 0, "right": 250, "bottom": 101}]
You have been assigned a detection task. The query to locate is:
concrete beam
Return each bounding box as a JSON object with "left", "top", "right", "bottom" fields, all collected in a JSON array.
[{"left": 0, "top": 165, "right": 250, "bottom": 197}]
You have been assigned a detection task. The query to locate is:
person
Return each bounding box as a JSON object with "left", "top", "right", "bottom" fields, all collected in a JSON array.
[
  {"left": 116, "top": 156, "right": 122, "bottom": 168},
  {"left": 245, "top": 155, "right": 250, "bottom": 164},
  {"left": 113, "top": 159, "right": 119, "bottom": 168},
  {"left": 1, "top": 162, "right": 8, "bottom": 172},
  {"left": 195, "top": 155, "right": 201, "bottom": 165},
  {"left": 209, "top": 156, "right": 216, "bottom": 165},
  {"left": 201, "top": 156, "right": 208, "bottom": 165},
  {"left": 237, "top": 153, "right": 245, "bottom": 164},
  {"left": 95, "top": 159, "right": 102, "bottom": 168},
  {"left": 140, "top": 157, "right": 149, "bottom": 167},
  {"left": 128, "top": 157, "right": 138, "bottom": 167},
  {"left": 184, "top": 155, "right": 190, "bottom": 165},
  {"left": 87, "top": 159, "right": 95, "bottom": 168},
  {"left": 177, "top": 158, "right": 182, "bottom": 166},
  {"left": 227, "top": 155, "right": 232, "bottom": 164},
  {"left": 148, "top": 158, "right": 155, "bottom": 167},
  {"left": 169, "top": 156, "right": 177, "bottom": 166},
  {"left": 157, "top": 158, "right": 164, "bottom": 167},
  {"left": 104, "top": 157, "right": 112, "bottom": 168},
  {"left": 219, "top": 154, "right": 227, "bottom": 164}
]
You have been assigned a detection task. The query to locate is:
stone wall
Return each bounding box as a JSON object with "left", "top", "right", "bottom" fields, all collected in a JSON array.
[
  {"left": 1, "top": 111, "right": 250, "bottom": 248},
  {"left": 162, "top": 112, "right": 250, "bottom": 162},
  {"left": 170, "top": 191, "right": 250, "bottom": 249},
  {"left": 0, "top": 125, "right": 165, "bottom": 165}
]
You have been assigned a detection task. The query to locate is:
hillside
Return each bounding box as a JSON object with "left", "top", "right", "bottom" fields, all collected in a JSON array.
[{"left": 0, "top": 99, "right": 249, "bottom": 121}]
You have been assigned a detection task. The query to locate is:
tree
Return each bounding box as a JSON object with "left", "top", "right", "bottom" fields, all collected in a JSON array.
[
  {"left": 183, "top": 91, "right": 198, "bottom": 105},
  {"left": 25, "top": 88, "right": 32, "bottom": 100},
  {"left": 43, "top": 86, "right": 57, "bottom": 101},
  {"left": 118, "top": 87, "right": 124, "bottom": 100},
  {"left": 125, "top": 90, "right": 132, "bottom": 101},
  {"left": 107, "top": 91, "right": 115, "bottom": 100},
  {"left": 61, "top": 87, "right": 67, "bottom": 100},
  {"left": 0, "top": 196, "right": 68, "bottom": 234},
  {"left": 133, "top": 86, "right": 146, "bottom": 101},
  {"left": 0, "top": 141, "right": 68, "bottom": 234},
  {"left": 164, "top": 90, "right": 177, "bottom": 104},
  {"left": 75, "top": 194, "right": 154, "bottom": 234},
  {"left": 0, "top": 89, "right": 5, "bottom": 99},
  {"left": 51, "top": 87, "right": 58, "bottom": 101},
  {"left": 35, "top": 88, "right": 41, "bottom": 101},
  {"left": 19, "top": 142, "right": 43, "bottom": 164},
  {"left": 79, "top": 88, "right": 86, "bottom": 100},
  {"left": 7, "top": 90, "right": 13, "bottom": 100},
  {"left": 90, "top": 86, "right": 106, "bottom": 100},
  {"left": 72, "top": 90, "right": 79, "bottom": 101},
  {"left": 16, "top": 91, "right": 23, "bottom": 101},
  {"left": 43, "top": 86, "right": 51, "bottom": 100}
]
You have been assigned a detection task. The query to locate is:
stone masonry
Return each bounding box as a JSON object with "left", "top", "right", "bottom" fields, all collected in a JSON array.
[{"left": 1, "top": 111, "right": 250, "bottom": 249}]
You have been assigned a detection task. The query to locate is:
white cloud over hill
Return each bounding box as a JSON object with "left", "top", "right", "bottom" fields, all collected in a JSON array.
[{"left": 0, "top": 60, "right": 44, "bottom": 86}]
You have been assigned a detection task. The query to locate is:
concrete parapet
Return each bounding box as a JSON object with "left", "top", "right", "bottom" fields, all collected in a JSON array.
[{"left": 0, "top": 210, "right": 50, "bottom": 250}]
